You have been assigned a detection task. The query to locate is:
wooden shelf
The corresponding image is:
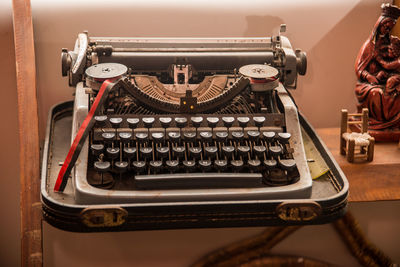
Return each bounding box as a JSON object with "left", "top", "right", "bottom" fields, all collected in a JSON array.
[{"left": 316, "top": 128, "right": 400, "bottom": 202}]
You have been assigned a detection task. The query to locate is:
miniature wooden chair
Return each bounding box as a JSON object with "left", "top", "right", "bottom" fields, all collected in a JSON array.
[{"left": 340, "top": 108, "right": 374, "bottom": 163}]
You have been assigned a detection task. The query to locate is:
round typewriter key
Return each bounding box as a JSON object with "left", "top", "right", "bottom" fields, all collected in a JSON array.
[
  {"left": 263, "top": 159, "right": 277, "bottom": 169},
  {"left": 166, "top": 160, "right": 179, "bottom": 172},
  {"left": 159, "top": 117, "right": 172, "bottom": 128},
  {"left": 123, "top": 147, "right": 136, "bottom": 159},
  {"left": 175, "top": 117, "right": 187, "bottom": 128},
  {"left": 102, "top": 132, "right": 116, "bottom": 143},
  {"left": 109, "top": 117, "right": 123, "bottom": 128},
  {"left": 216, "top": 131, "right": 228, "bottom": 143},
  {"left": 232, "top": 131, "right": 244, "bottom": 143},
  {"left": 142, "top": 117, "right": 155, "bottom": 128},
  {"left": 222, "top": 116, "right": 235, "bottom": 128},
  {"left": 222, "top": 146, "right": 235, "bottom": 159},
  {"left": 106, "top": 147, "right": 120, "bottom": 159},
  {"left": 94, "top": 161, "right": 111, "bottom": 173},
  {"left": 127, "top": 118, "right": 139, "bottom": 129},
  {"left": 230, "top": 160, "right": 244, "bottom": 172},
  {"left": 277, "top": 132, "right": 291, "bottom": 143},
  {"left": 200, "top": 131, "right": 213, "bottom": 143},
  {"left": 119, "top": 132, "right": 132, "bottom": 143},
  {"left": 237, "top": 117, "right": 250, "bottom": 128},
  {"left": 189, "top": 147, "right": 202, "bottom": 159},
  {"left": 206, "top": 117, "right": 219, "bottom": 128},
  {"left": 152, "top": 132, "right": 165, "bottom": 144},
  {"left": 269, "top": 145, "right": 283, "bottom": 157},
  {"left": 278, "top": 159, "right": 297, "bottom": 171},
  {"left": 183, "top": 160, "right": 196, "bottom": 172},
  {"left": 254, "top": 145, "right": 267, "bottom": 159},
  {"left": 95, "top": 115, "right": 108, "bottom": 127},
  {"left": 149, "top": 160, "right": 163, "bottom": 173},
  {"left": 183, "top": 132, "right": 196, "bottom": 143},
  {"left": 205, "top": 146, "right": 218, "bottom": 159},
  {"left": 214, "top": 159, "right": 227, "bottom": 171},
  {"left": 199, "top": 160, "right": 212, "bottom": 171},
  {"left": 168, "top": 132, "right": 181, "bottom": 143},
  {"left": 132, "top": 161, "right": 146, "bottom": 173},
  {"left": 140, "top": 147, "right": 153, "bottom": 160},
  {"left": 247, "top": 130, "right": 260, "bottom": 142},
  {"left": 135, "top": 132, "right": 149, "bottom": 143},
  {"left": 253, "top": 116, "right": 266, "bottom": 128},
  {"left": 172, "top": 146, "right": 186, "bottom": 158},
  {"left": 263, "top": 131, "right": 276, "bottom": 142},
  {"left": 91, "top": 144, "right": 104, "bottom": 156},
  {"left": 115, "top": 161, "right": 128, "bottom": 173},
  {"left": 237, "top": 146, "right": 250, "bottom": 158},
  {"left": 191, "top": 116, "right": 203, "bottom": 128},
  {"left": 156, "top": 146, "right": 169, "bottom": 159},
  {"left": 248, "top": 159, "right": 261, "bottom": 171}
]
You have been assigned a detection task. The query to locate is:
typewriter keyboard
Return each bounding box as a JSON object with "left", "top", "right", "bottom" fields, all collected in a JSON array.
[{"left": 89, "top": 114, "right": 300, "bottom": 190}]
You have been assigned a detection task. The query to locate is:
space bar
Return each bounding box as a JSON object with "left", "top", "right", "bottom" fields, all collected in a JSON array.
[{"left": 135, "top": 172, "right": 264, "bottom": 190}]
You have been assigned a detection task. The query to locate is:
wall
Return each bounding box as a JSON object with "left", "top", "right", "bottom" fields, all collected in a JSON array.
[{"left": 1, "top": 0, "right": 399, "bottom": 266}]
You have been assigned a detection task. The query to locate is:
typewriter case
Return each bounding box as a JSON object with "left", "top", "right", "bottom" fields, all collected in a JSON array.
[{"left": 41, "top": 32, "right": 348, "bottom": 232}]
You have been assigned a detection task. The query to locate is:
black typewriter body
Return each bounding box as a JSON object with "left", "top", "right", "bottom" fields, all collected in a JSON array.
[{"left": 41, "top": 28, "right": 348, "bottom": 232}]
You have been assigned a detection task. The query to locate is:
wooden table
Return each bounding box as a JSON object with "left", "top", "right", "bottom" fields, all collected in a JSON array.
[{"left": 317, "top": 128, "right": 400, "bottom": 202}]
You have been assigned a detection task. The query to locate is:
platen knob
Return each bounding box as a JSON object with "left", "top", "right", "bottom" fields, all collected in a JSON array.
[
  {"left": 61, "top": 48, "right": 71, "bottom": 77},
  {"left": 295, "top": 49, "right": 307, "bottom": 76}
]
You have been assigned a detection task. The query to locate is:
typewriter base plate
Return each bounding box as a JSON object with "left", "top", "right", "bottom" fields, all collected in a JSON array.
[{"left": 41, "top": 101, "right": 348, "bottom": 232}]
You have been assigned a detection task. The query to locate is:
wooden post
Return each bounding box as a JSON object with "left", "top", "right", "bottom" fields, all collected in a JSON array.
[
  {"left": 340, "top": 109, "right": 348, "bottom": 155},
  {"left": 12, "top": 0, "right": 43, "bottom": 266},
  {"left": 361, "top": 108, "right": 369, "bottom": 133}
]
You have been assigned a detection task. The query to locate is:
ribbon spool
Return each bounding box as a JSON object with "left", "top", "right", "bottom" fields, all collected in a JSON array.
[
  {"left": 85, "top": 63, "right": 128, "bottom": 90},
  {"left": 239, "top": 64, "right": 279, "bottom": 91}
]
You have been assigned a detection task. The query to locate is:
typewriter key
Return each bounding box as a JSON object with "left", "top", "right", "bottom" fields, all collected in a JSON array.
[
  {"left": 200, "top": 131, "right": 212, "bottom": 143},
  {"left": 222, "top": 116, "right": 235, "bottom": 128},
  {"left": 132, "top": 161, "right": 146, "bottom": 173},
  {"left": 206, "top": 117, "right": 219, "bottom": 129},
  {"left": 222, "top": 146, "right": 235, "bottom": 159},
  {"left": 91, "top": 144, "right": 104, "bottom": 156},
  {"left": 127, "top": 118, "right": 139, "bottom": 129},
  {"left": 109, "top": 117, "right": 123, "bottom": 128},
  {"left": 248, "top": 159, "right": 261, "bottom": 171},
  {"left": 156, "top": 146, "right": 169, "bottom": 159},
  {"left": 166, "top": 160, "right": 179, "bottom": 172},
  {"left": 172, "top": 146, "right": 185, "bottom": 159},
  {"left": 191, "top": 116, "right": 203, "bottom": 128},
  {"left": 102, "top": 132, "right": 116, "bottom": 143},
  {"left": 232, "top": 131, "right": 244, "bottom": 143},
  {"left": 263, "top": 159, "right": 277, "bottom": 169},
  {"left": 189, "top": 147, "right": 202, "bottom": 160},
  {"left": 123, "top": 147, "right": 136, "bottom": 159},
  {"left": 168, "top": 132, "right": 181, "bottom": 143},
  {"left": 149, "top": 161, "right": 163, "bottom": 173},
  {"left": 237, "top": 117, "right": 250, "bottom": 128},
  {"left": 214, "top": 159, "right": 227, "bottom": 171},
  {"left": 183, "top": 160, "right": 196, "bottom": 172},
  {"left": 199, "top": 160, "right": 212, "bottom": 171},
  {"left": 140, "top": 147, "right": 153, "bottom": 160},
  {"left": 278, "top": 159, "right": 297, "bottom": 171},
  {"left": 204, "top": 146, "right": 218, "bottom": 159},
  {"left": 253, "top": 145, "right": 267, "bottom": 159},
  {"left": 216, "top": 132, "right": 228, "bottom": 143},
  {"left": 263, "top": 131, "right": 276, "bottom": 142},
  {"left": 269, "top": 146, "right": 283, "bottom": 158},
  {"left": 253, "top": 116, "right": 266, "bottom": 128},
  {"left": 175, "top": 117, "right": 187, "bottom": 128},
  {"left": 237, "top": 146, "right": 250, "bottom": 158},
  {"left": 231, "top": 160, "right": 244, "bottom": 172},
  {"left": 135, "top": 132, "right": 149, "bottom": 144},
  {"left": 106, "top": 147, "right": 120, "bottom": 159},
  {"left": 115, "top": 161, "right": 128, "bottom": 173},
  {"left": 277, "top": 132, "right": 291, "bottom": 143},
  {"left": 159, "top": 117, "right": 172, "bottom": 128},
  {"left": 152, "top": 132, "right": 165, "bottom": 144},
  {"left": 94, "top": 161, "right": 111, "bottom": 173},
  {"left": 247, "top": 130, "right": 260, "bottom": 142},
  {"left": 142, "top": 117, "right": 155, "bottom": 128},
  {"left": 183, "top": 132, "right": 196, "bottom": 143},
  {"left": 95, "top": 115, "right": 108, "bottom": 127},
  {"left": 119, "top": 132, "right": 132, "bottom": 143}
]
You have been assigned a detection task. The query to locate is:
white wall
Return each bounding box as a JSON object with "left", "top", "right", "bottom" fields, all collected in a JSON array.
[{"left": 1, "top": 0, "right": 399, "bottom": 266}]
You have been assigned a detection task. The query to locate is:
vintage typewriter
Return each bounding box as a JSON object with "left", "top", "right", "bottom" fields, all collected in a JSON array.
[{"left": 41, "top": 25, "right": 348, "bottom": 231}]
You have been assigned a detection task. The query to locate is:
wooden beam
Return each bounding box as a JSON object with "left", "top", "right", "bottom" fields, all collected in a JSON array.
[{"left": 12, "top": 0, "right": 43, "bottom": 266}]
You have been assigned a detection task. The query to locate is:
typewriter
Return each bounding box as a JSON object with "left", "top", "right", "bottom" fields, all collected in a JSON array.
[{"left": 41, "top": 25, "right": 348, "bottom": 231}]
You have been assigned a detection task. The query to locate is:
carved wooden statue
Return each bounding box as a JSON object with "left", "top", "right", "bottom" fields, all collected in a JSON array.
[{"left": 355, "top": 3, "right": 400, "bottom": 141}]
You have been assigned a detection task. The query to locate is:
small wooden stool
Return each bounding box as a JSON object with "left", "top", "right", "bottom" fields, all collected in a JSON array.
[{"left": 340, "top": 108, "right": 374, "bottom": 163}]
